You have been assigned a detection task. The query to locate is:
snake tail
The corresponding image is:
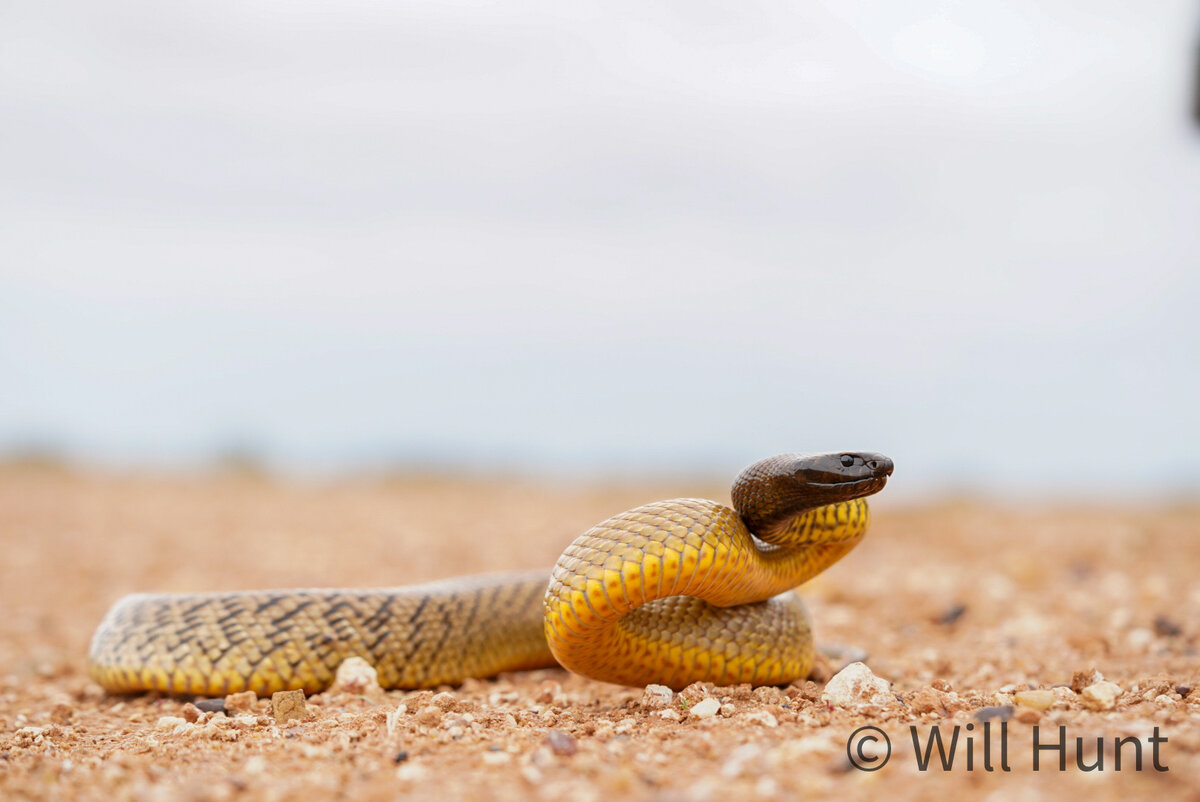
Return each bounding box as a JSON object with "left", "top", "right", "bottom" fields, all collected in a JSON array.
[{"left": 88, "top": 573, "right": 556, "bottom": 696}]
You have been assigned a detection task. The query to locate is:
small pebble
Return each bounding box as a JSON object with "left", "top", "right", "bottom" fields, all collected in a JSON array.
[
  {"left": 544, "top": 729, "right": 578, "bottom": 756},
  {"left": 271, "top": 690, "right": 310, "bottom": 724},
  {"left": 752, "top": 686, "right": 785, "bottom": 705},
  {"left": 331, "top": 657, "right": 383, "bottom": 695},
  {"left": 741, "top": 710, "right": 778, "bottom": 727},
  {"left": 395, "top": 762, "right": 429, "bottom": 782},
  {"left": 13, "top": 726, "right": 46, "bottom": 747},
  {"left": 1081, "top": 681, "right": 1121, "bottom": 711},
  {"left": 973, "top": 705, "right": 1014, "bottom": 723},
  {"left": 180, "top": 703, "right": 203, "bottom": 723},
  {"left": 156, "top": 716, "right": 187, "bottom": 730},
  {"left": 481, "top": 750, "right": 511, "bottom": 766},
  {"left": 195, "top": 699, "right": 227, "bottom": 715},
  {"left": 641, "top": 684, "right": 674, "bottom": 709},
  {"left": 416, "top": 705, "right": 441, "bottom": 726},
  {"left": 822, "top": 662, "right": 893, "bottom": 707},
  {"left": 1051, "top": 686, "right": 1077, "bottom": 703},
  {"left": 1013, "top": 690, "right": 1055, "bottom": 710},
  {"left": 430, "top": 692, "right": 458, "bottom": 710},
  {"left": 687, "top": 698, "right": 721, "bottom": 719},
  {"left": 1071, "top": 669, "right": 1104, "bottom": 693},
  {"left": 1127, "top": 628, "right": 1154, "bottom": 649},
  {"left": 224, "top": 691, "right": 258, "bottom": 715},
  {"left": 936, "top": 604, "right": 967, "bottom": 625},
  {"left": 392, "top": 750, "right": 409, "bottom": 764},
  {"left": 679, "top": 682, "right": 710, "bottom": 707}
]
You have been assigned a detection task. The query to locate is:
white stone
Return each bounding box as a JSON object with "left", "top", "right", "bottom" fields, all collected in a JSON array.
[
  {"left": 331, "top": 657, "right": 382, "bottom": 695},
  {"left": 741, "top": 710, "right": 778, "bottom": 727},
  {"left": 641, "top": 684, "right": 674, "bottom": 709},
  {"left": 821, "top": 662, "right": 893, "bottom": 707},
  {"left": 1126, "top": 628, "right": 1154, "bottom": 650},
  {"left": 395, "top": 762, "right": 429, "bottom": 782},
  {"left": 1081, "top": 681, "right": 1122, "bottom": 711},
  {"left": 688, "top": 698, "right": 721, "bottom": 719}
]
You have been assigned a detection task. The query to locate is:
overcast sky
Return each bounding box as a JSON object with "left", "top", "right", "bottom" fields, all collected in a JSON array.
[{"left": 2, "top": 1, "right": 1198, "bottom": 497}]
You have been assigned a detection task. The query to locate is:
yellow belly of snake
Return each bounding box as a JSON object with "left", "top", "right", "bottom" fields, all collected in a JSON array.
[{"left": 89, "top": 453, "right": 891, "bottom": 695}]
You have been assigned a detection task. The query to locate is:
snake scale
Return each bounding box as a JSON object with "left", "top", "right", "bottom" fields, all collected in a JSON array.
[{"left": 89, "top": 452, "right": 892, "bottom": 696}]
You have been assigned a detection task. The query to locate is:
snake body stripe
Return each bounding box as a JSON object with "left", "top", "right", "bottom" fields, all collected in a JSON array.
[{"left": 88, "top": 452, "right": 892, "bottom": 696}]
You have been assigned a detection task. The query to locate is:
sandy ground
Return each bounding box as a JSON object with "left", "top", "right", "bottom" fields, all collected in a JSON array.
[{"left": 1, "top": 465, "right": 1197, "bottom": 801}]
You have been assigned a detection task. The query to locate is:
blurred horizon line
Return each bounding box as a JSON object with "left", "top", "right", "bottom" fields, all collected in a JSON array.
[{"left": 3, "top": 439, "right": 1196, "bottom": 505}]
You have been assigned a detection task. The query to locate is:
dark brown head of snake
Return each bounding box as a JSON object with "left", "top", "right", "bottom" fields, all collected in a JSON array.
[{"left": 731, "top": 451, "right": 894, "bottom": 537}]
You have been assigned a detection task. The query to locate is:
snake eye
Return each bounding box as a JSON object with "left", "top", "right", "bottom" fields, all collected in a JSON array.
[{"left": 840, "top": 455, "right": 855, "bottom": 467}]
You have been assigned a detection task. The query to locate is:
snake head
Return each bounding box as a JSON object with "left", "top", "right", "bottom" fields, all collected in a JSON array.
[
  {"left": 793, "top": 452, "right": 893, "bottom": 492},
  {"left": 731, "top": 451, "right": 893, "bottom": 536}
]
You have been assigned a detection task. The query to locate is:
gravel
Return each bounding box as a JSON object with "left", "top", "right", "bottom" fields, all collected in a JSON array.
[{"left": 1, "top": 468, "right": 1198, "bottom": 801}]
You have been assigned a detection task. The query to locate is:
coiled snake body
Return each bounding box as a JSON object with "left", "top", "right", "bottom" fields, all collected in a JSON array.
[{"left": 89, "top": 452, "right": 892, "bottom": 695}]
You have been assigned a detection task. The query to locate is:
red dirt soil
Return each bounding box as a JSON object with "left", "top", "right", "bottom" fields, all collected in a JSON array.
[{"left": 1, "top": 467, "right": 1197, "bottom": 801}]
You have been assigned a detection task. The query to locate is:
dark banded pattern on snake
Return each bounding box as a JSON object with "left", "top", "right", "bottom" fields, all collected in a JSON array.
[{"left": 90, "top": 575, "right": 554, "bottom": 695}]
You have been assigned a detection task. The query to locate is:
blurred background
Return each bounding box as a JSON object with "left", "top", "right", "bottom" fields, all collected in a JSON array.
[{"left": 2, "top": 0, "right": 1198, "bottom": 500}]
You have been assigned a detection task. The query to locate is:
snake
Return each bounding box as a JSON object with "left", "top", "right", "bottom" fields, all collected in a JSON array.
[{"left": 88, "top": 452, "right": 892, "bottom": 696}]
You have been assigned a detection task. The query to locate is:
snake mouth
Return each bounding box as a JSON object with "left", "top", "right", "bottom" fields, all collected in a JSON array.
[
  {"left": 807, "top": 476, "right": 890, "bottom": 489},
  {"left": 805, "top": 474, "right": 889, "bottom": 501}
]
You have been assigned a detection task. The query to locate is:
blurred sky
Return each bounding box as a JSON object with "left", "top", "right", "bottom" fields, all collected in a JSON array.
[{"left": 2, "top": 1, "right": 1198, "bottom": 497}]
